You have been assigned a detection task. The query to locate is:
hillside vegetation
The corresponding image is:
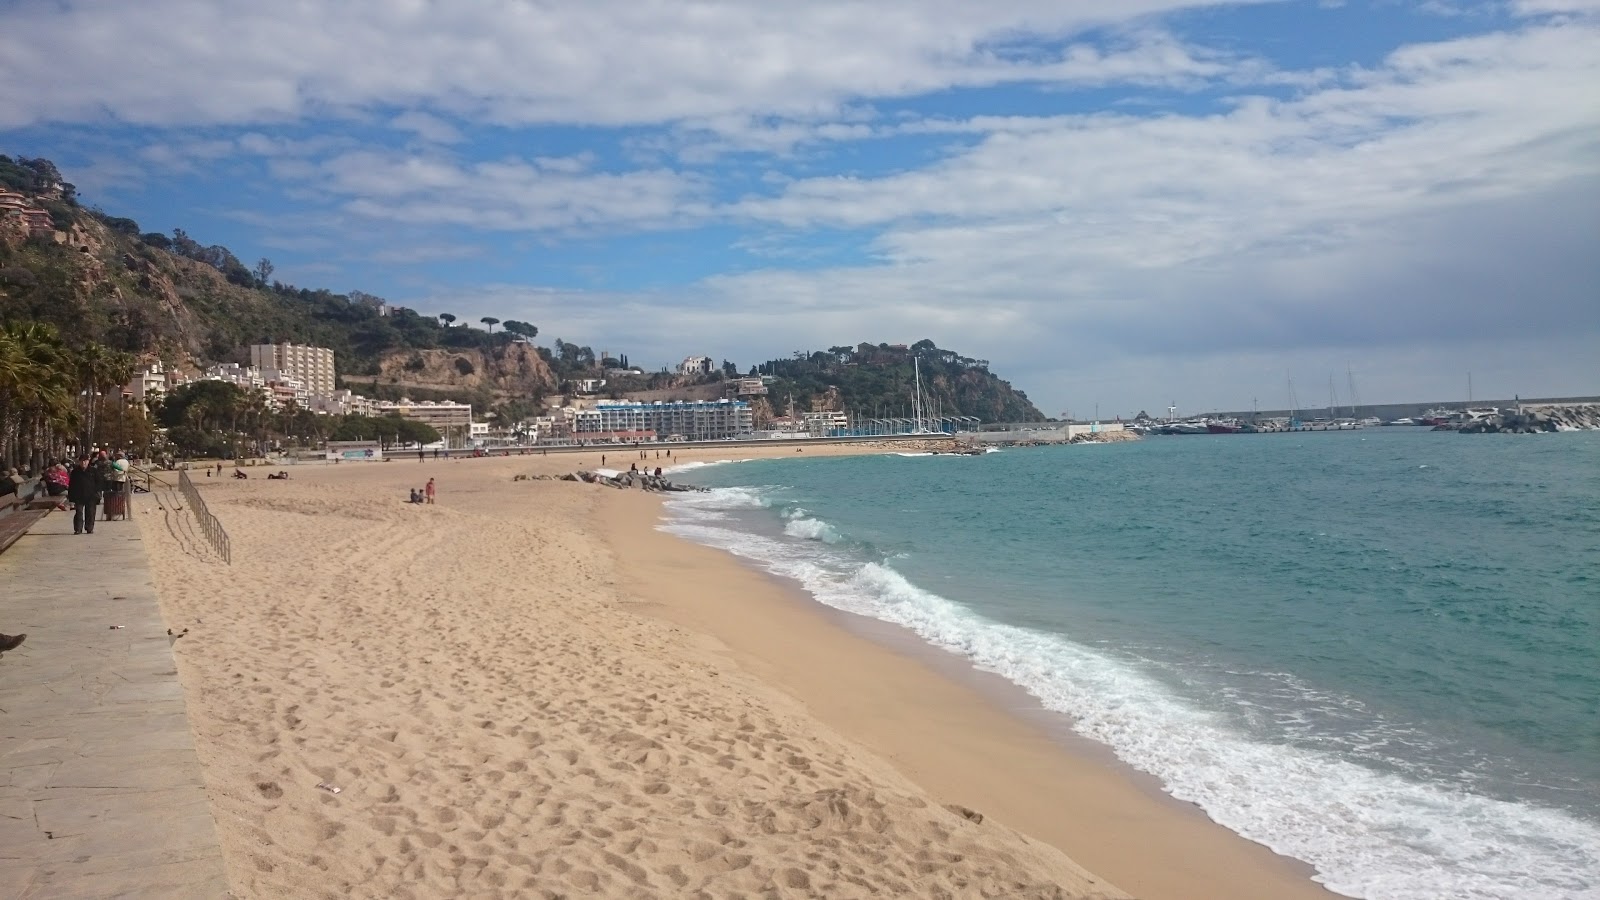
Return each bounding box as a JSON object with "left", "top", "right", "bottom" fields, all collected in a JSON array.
[
  {"left": 1, "top": 154, "right": 1043, "bottom": 429},
  {"left": 751, "top": 342, "right": 1044, "bottom": 423}
]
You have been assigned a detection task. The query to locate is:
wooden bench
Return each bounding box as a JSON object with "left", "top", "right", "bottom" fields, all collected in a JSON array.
[{"left": 0, "top": 493, "right": 55, "bottom": 555}]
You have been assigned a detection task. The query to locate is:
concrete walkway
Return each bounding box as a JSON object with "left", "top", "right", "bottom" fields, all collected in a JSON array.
[{"left": 0, "top": 506, "right": 228, "bottom": 899}]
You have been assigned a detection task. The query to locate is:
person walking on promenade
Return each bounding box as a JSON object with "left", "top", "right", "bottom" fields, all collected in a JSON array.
[
  {"left": 67, "top": 453, "right": 101, "bottom": 535},
  {"left": 424, "top": 478, "right": 436, "bottom": 505}
]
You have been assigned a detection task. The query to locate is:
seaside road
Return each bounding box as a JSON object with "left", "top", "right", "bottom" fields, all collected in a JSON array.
[{"left": 0, "top": 508, "right": 228, "bottom": 899}]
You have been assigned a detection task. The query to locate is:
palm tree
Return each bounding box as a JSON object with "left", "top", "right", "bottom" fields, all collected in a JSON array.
[{"left": 0, "top": 323, "right": 77, "bottom": 468}]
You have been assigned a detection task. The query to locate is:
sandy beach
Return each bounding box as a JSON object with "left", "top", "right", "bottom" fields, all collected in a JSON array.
[{"left": 136, "top": 445, "right": 1333, "bottom": 899}]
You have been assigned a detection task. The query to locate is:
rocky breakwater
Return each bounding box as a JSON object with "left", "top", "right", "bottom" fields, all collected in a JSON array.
[
  {"left": 1070, "top": 430, "right": 1139, "bottom": 444},
  {"left": 515, "top": 471, "right": 708, "bottom": 492},
  {"left": 1458, "top": 404, "right": 1600, "bottom": 434}
]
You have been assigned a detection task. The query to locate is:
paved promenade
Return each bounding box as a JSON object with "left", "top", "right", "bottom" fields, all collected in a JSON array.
[{"left": 0, "top": 506, "right": 228, "bottom": 899}]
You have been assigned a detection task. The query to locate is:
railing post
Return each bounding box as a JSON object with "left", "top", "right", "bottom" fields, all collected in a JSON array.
[{"left": 177, "top": 467, "right": 232, "bottom": 564}]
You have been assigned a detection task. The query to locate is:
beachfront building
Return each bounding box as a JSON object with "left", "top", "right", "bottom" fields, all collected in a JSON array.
[
  {"left": 261, "top": 371, "right": 310, "bottom": 410},
  {"left": 203, "top": 363, "right": 265, "bottom": 392},
  {"left": 802, "top": 410, "right": 851, "bottom": 437},
  {"left": 249, "top": 343, "right": 336, "bottom": 398},
  {"left": 309, "top": 389, "right": 377, "bottom": 418},
  {"left": 679, "top": 355, "right": 713, "bottom": 376},
  {"left": 123, "top": 361, "right": 171, "bottom": 408},
  {"left": 571, "top": 398, "right": 753, "bottom": 442},
  {"left": 374, "top": 399, "right": 474, "bottom": 447}
]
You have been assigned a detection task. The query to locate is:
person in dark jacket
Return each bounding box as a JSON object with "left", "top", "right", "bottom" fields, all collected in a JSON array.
[{"left": 67, "top": 454, "right": 101, "bottom": 535}]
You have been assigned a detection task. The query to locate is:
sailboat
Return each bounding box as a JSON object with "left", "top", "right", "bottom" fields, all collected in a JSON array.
[{"left": 1348, "top": 366, "right": 1381, "bottom": 427}]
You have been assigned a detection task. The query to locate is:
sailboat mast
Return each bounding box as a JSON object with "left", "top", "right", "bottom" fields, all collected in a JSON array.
[{"left": 913, "top": 357, "right": 924, "bottom": 433}]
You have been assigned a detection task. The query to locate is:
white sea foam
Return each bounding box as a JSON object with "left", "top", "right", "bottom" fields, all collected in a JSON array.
[
  {"left": 659, "top": 490, "right": 1600, "bottom": 900},
  {"left": 894, "top": 451, "right": 935, "bottom": 457},
  {"left": 782, "top": 516, "right": 843, "bottom": 544},
  {"left": 663, "top": 458, "right": 752, "bottom": 475}
]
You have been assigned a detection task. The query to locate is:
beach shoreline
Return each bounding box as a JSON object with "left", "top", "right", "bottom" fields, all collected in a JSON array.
[
  {"left": 598, "top": 480, "right": 1337, "bottom": 900},
  {"left": 134, "top": 443, "right": 1335, "bottom": 898}
]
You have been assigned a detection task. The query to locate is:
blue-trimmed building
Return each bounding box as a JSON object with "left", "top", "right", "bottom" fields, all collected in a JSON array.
[{"left": 572, "top": 399, "right": 754, "bottom": 442}]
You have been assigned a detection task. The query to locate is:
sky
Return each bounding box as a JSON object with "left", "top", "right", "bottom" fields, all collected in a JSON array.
[{"left": 2, "top": 0, "right": 1597, "bottom": 418}]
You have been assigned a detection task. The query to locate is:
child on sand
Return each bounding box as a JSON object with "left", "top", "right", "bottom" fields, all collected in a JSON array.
[{"left": 424, "top": 478, "right": 436, "bottom": 504}]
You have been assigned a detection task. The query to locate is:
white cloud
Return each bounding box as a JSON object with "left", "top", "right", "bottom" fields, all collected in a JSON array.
[
  {"left": 389, "top": 111, "right": 465, "bottom": 144},
  {"left": 318, "top": 151, "right": 708, "bottom": 233},
  {"left": 393, "top": 22, "right": 1600, "bottom": 411},
  {"left": 0, "top": 0, "right": 1260, "bottom": 129}
]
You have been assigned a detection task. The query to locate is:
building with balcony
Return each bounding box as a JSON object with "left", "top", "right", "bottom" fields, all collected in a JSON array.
[
  {"left": 571, "top": 399, "right": 753, "bottom": 442},
  {"left": 374, "top": 399, "right": 474, "bottom": 446},
  {"left": 310, "top": 390, "right": 377, "bottom": 417},
  {"left": 802, "top": 411, "right": 851, "bottom": 436},
  {"left": 249, "top": 343, "right": 336, "bottom": 398},
  {"left": 124, "top": 361, "right": 171, "bottom": 407}
]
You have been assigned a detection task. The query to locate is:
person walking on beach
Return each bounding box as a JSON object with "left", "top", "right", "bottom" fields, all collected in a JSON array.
[
  {"left": 424, "top": 478, "right": 436, "bottom": 505},
  {"left": 600, "top": 454, "right": 606, "bottom": 467},
  {"left": 67, "top": 453, "right": 101, "bottom": 534}
]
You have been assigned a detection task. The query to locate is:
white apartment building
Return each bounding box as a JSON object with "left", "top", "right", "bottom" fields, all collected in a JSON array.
[
  {"left": 374, "top": 399, "right": 474, "bottom": 445},
  {"left": 802, "top": 411, "right": 851, "bottom": 436},
  {"left": 572, "top": 399, "right": 753, "bottom": 442},
  {"left": 310, "top": 390, "right": 377, "bottom": 418},
  {"left": 679, "top": 355, "right": 713, "bottom": 376},
  {"left": 124, "top": 361, "right": 170, "bottom": 406},
  {"left": 249, "top": 343, "right": 336, "bottom": 398},
  {"left": 204, "top": 362, "right": 264, "bottom": 391}
]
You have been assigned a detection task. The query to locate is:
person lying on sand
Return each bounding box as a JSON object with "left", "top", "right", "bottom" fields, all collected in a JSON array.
[
  {"left": 266, "top": 471, "right": 290, "bottom": 480},
  {"left": 232, "top": 470, "right": 248, "bottom": 479}
]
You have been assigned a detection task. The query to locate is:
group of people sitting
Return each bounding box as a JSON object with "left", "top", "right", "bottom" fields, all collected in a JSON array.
[{"left": 407, "top": 478, "right": 436, "bottom": 504}]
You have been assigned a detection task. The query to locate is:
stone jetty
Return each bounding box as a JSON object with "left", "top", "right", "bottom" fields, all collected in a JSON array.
[{"left": 1458, "top": 404, "right": 1600, "bottom": 434}]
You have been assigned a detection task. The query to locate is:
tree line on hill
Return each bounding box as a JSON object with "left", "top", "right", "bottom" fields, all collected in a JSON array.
[{"left": 741, "top": 340, "right": 1044, "bottom": 423}]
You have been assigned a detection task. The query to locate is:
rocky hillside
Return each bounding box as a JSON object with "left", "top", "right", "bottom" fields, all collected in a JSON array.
[
  {"left": 350, "top": 343, "right": 558, "bottom": 398},
  {"left": 0, "top": 155, "right": 546, "bottom": 398}
]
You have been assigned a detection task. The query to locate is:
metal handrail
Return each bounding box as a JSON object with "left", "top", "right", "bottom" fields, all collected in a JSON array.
[{"left": 178, "top": 467, "right": 231, "bottom": 564}]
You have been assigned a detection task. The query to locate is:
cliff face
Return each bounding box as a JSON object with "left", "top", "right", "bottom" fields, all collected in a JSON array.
[{"left": 372, "top": 343, "right": 558, "bottom": 398}]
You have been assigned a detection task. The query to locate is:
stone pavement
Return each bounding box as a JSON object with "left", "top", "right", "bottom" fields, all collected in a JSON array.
[{"left": 0, "top": 505, "right": 229, "bottom": 899}]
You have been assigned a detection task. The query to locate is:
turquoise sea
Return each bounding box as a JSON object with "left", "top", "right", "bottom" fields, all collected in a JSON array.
[{"left": 662, "top": 429, "right": 1600, "bottom": 900}]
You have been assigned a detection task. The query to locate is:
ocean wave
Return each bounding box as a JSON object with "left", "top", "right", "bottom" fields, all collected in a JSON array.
[
  {"left": 782, "top": 516, "right": 843, "bottom": 544},
  {"left": 663, "top": 458, "right": 752, "bottom": 475},
  {"left": 657, "top": 504, "right": 1600, "bottom": 900}
]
